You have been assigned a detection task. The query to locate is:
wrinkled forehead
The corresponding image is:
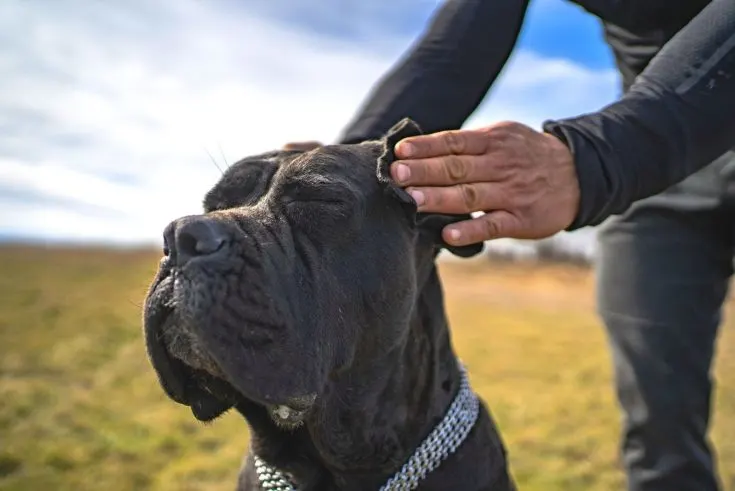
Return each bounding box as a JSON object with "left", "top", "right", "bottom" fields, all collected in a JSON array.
[
  {"left": 276, "top": 142, "right": 382, "bottom": 192},
  {"left": 202, "top": 141, "right": 385, "bottom": 212}
]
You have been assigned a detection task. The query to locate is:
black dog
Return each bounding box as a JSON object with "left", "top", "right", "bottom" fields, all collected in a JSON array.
[{"left": 143, "top": 119, "right": 516, "bottom": 490}]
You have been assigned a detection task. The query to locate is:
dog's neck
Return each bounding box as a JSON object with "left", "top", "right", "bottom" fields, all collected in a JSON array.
[{"left": 235, "top": 258, "right": 466, "bottom": 490}]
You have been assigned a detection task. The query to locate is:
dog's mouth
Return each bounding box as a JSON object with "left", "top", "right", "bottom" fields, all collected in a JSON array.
[{"left": 143, "top": 268, "right": 316, "bottom": 426}]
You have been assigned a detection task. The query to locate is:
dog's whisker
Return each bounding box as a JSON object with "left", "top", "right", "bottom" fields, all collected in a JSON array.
[
  {"left": 204, "top": 147, "right": 225, "bottom": 175},
  {"left": 216, "top": 141, "right": 230, "bottom": 170}
]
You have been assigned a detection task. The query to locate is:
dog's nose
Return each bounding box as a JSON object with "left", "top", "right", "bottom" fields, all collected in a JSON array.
[{"left": 164, "top": 216, "right": 229, "bottom": 266}]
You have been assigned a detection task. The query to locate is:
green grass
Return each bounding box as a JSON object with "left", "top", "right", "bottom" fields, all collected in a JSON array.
[{"left": 1, "top": 245, "right": 734, "bottom": 490}]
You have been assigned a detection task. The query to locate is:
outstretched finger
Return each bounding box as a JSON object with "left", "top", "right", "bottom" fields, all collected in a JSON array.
[
  {"left": 391, "top": 154, "right": 497, "bottom": 187},
  {"left": 442, "top": 211, "right": 521, "bottom": 245},
  {"left": 395, "top": 129, "right": 491, "bottom": 159},
  {"left": 406, "top": 182, "right": 505, "bottom": 214}
]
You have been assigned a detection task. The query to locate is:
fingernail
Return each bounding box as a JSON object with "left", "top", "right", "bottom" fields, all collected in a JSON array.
[
  {"left": 397, "top": 142, "right": 414, "bottom": 158},
  {"left": 409, "top": 189, "right": 425, "bottom": 206},
  {"left": 394, "top": 163, "right": 411, "bottom": 183},
  {"left": 447, "top": 228, "right": 461, "bottom": 242}
]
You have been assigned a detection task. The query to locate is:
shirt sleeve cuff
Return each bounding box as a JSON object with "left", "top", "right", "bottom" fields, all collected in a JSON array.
[{"left": 542, "top": 117, "right": 622, "bottom": 231}]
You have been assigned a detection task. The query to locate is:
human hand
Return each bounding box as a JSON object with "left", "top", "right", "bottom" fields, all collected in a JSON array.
[{"left": 391, "top": 122, "right": 580, "bottom": 246}]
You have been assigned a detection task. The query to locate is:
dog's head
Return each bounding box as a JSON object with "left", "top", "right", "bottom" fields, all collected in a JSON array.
[{"left": 142, "top": 118, "right": 483, "bottom": 426}]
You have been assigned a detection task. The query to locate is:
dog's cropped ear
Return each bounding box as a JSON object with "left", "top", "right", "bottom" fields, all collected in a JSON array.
[
  {"left": 376, "top": 117, "right": 422, "bottom": 215},
  {"left": 376, "top": 118, "right": 484, "bottom": 258}
]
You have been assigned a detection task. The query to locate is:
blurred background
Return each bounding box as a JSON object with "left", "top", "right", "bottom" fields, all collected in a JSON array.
[{"left": 1, "top": 1, "right": 733, "bottom": 490}]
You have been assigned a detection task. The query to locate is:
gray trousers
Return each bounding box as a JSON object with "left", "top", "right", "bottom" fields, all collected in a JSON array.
[{"left": 596, "top": 174, "right": 735, "bottom": 491}]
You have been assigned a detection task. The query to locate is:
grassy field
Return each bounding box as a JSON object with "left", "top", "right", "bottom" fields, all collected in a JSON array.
[{"left": 1, "top": 245, "right": 734, "bottom": 491}]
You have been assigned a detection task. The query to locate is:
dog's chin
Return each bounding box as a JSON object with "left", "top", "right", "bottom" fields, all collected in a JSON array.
[
  {"left": 158, "top": 351, "right": 241, "bottom": 422},
  {"left": 165, "top": 352, "right": 318, "bottom": 428},
  {"left": 171, "top": 362, "right": 318, "bottom": 428},
  {"left": 144, "top": 296, "right": 318, "bottom": 427},
  {"left": 185, "top": 375, "right": 316, "bottom": 428},
  {"left": 188, "top": 386, "right": 235, "bottom": 422}
]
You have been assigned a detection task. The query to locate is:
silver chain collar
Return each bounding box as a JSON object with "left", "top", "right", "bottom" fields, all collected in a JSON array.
[{"left": 253, "top": 365, "right": 480, "bottom": 491}]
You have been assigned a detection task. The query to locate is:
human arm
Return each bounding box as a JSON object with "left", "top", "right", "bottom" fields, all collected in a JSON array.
[
  {"left": 337, "top": 0, "right": 532, "bottom": 144},
  {"left": 543, "top": 0, "right": 735, "bottom": 229},
  {"left": 391, "top": 0, "right": 735, "bottom": 244}
]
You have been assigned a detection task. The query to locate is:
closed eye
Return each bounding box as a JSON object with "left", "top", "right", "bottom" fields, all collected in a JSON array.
[
  {"left": 283, "top": 198, "right": 353, "bottom": 216},
  {"left": 278, "top": 173, "right": 358, "bottom": 205},
  {"left": 276, "top": 177, "right": 364, "bottom": 220},
  {"left": 280, "top": 185, "right": 355, "bottom": 209},
  {"left": 285, "top": 198, "right": 346, "bottom": 206},
  {"left": 281, "top": 196, "right": 361, "bottom": 226}
]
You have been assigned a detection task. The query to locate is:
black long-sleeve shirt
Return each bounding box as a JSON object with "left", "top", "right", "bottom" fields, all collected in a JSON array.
[{"left": 338, "top": 0, "right": 735, "bottom": 230}]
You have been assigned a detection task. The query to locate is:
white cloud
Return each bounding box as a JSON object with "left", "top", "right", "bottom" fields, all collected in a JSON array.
[{"left": 0, "top": 0, "right": 618, "bottom": 247}]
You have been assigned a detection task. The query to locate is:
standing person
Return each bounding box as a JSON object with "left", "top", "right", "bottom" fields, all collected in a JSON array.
[{"left": 286, "top": 0, "right": 735, "bottom": 489}]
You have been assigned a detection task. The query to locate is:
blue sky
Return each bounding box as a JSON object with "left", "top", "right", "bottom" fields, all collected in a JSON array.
[
  {"left": 520, "top": 0, "right": 616, "bottom": 69},
  {"left": 0, "top": 0, "right": 619, "bottom": 250}
]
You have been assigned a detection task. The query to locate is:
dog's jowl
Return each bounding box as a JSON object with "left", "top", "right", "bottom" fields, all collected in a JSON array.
[{"left": 142, "top": 118, "right": 516, "bottom": 490}]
